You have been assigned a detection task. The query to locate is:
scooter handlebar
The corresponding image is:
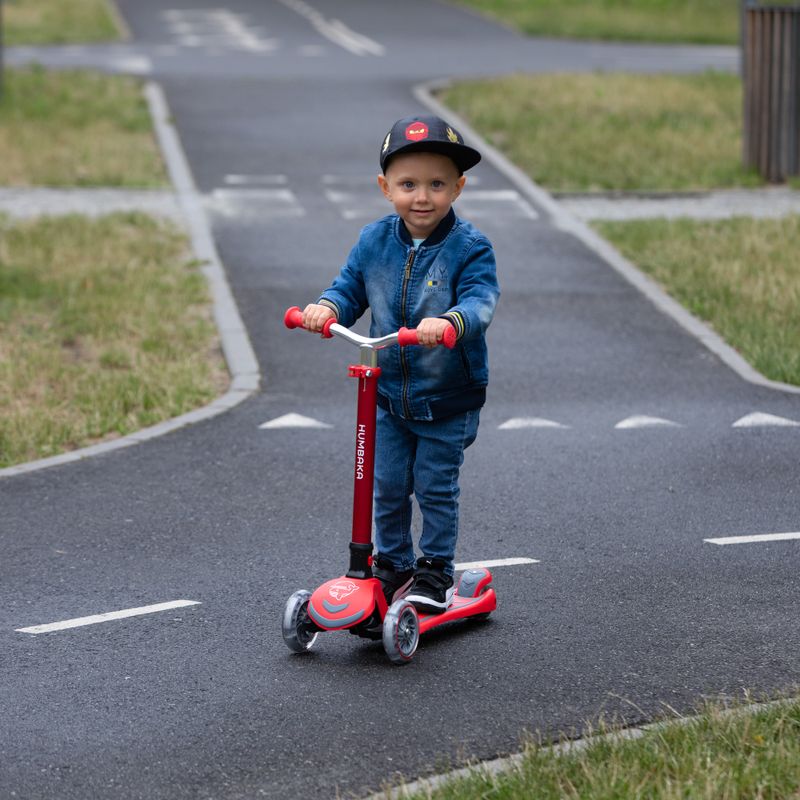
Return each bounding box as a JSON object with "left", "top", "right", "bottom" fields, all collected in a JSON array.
[{"left": 284, "top": 306, "right": 456, "bottom": 348}]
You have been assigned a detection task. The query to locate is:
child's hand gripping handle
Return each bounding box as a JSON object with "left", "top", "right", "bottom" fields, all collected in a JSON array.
[
  {"left": 283, "top": 306, "right": 335, "bottom": 338},
  {"left": 398, "top": 325, "right": 457, "bottom": 349}
]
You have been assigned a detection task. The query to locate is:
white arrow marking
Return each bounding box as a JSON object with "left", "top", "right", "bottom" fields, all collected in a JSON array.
[
  {"left": 615, "top": 415, "right": 682, "bottom": 429},
  {"left": 498, "top": 417, "right": 569, "bottom": 430},
  {"left": 732, "top": 412, "right": 800, "bottom": 428},
  {"left": 455, "top": 557, "right": 539, "bottom": 570},
  {"left": 259, "top": 413, "right": 333, "bottom": 429},
  {"left": 705, "top": 532, "right": 800, "bottom": 546},
  {"left": 16, "top": 600, "right": 201, "bottom": 635}
]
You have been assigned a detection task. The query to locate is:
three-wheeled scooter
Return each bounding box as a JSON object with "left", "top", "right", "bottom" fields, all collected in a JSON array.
[{"left": 280, "top": 306, "right": 496, "bottom": 664}]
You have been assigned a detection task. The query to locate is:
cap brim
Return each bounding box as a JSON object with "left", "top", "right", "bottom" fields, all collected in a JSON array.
[{"left": 382, "top": 140, "right": 481, "bottom": 173}]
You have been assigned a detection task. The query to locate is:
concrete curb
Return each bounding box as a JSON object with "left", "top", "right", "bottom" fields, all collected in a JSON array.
[
  {"left": 367, "top": 696, "right": 797, "bottom": 799},
  {"left": 0, "top": 82, "right": 261, "bottom": 480},
  {"left": 415, "top": 78, "right": 800, "bottom": 398}
]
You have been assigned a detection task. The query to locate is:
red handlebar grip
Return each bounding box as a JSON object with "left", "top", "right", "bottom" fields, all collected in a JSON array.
[
  {"left": 397, "top": 324, "right": 457, "bottom": 349},
  {"left": 441, "top": 324, "right": 457, "bottom": 349},
  {"left": 284, "top": 306, "right": 304, "bottom": 329},
  {"left": 284, "top": 306, "right": 336, "bottom": 338},
  {"left": 397, "top": 327, "right": 419, "bottom": 347}
]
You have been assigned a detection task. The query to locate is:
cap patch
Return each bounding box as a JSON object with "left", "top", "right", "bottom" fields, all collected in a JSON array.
[
  {"left": 382, "top": 132, "right": 391, "bottom": 153},
  {"left": 446, "top": 127, "right": 460, "bottom": 144},
  {"left": 405, "top": 121, "right": 429, "bottom": 142}
]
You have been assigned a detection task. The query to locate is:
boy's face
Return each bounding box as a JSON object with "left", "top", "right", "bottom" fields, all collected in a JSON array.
[{"left": 377, "top": 152, "right": 466, "bottom": 241}]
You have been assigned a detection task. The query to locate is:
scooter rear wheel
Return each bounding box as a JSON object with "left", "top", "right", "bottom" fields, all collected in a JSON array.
[
  {"left": 282, "top": 590, "right": 319, "bottom": 653},
  {"left": 382, "top": 599, "right": 419, "bottom": 664}
]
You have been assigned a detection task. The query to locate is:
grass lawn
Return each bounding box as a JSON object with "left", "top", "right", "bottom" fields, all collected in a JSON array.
[
  {"left": 442, "top": 72, "right": 760, "bottom": 193},
  {"left": 3, "top": 0, "right": 121, "bottom": 45},
  {"left": 0, "top": 66, "right": 167, "bottom": 187},
  {"left": 0, "top": 213, "right": 228, "bottom": 468},
  {"left": 449, "top": 0, "right": 740, "bottom": 45},
  {"left": 401, "top": 697, "right": 800, "bottom": 799},
  {"left": 594, "top": 215, "right": 800, "bottom": 386}
]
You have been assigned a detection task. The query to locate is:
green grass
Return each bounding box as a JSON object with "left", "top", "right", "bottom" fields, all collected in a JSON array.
[
  {"left": 449, "top": 0, "right": 740, "bottom": 44},
  {"left": 0, "top": 213, "right": 228, "bottom": 467},
  {"left": 398, "top": 697, "right": 800, "bottom": 799},
  {"left": 443, "top": 72, "right": 762, "bottom": 193},
  {"left": 0, "top": 66, "right": 167, "bottom": 187},
  {"left": 594, "top": 216, "right": 800, "bottom": 386},
  {"left": 3, "top": 0, "right": 121, "bottom": 45}
]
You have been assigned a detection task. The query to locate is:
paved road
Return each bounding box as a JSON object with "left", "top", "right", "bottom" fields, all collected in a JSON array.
[{"left": 2, "top": 3, "right": 798, "bottom": 798}]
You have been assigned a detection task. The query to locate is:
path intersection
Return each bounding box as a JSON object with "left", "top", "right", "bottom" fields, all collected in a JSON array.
[{"left": 2, "top": 2, "right": 799, "bottom": 798}]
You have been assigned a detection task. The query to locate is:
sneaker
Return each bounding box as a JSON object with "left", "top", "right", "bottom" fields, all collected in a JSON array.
[
  {"left": 405, "top": 557, "right": 453, "bottom": 614},
  {"left": 373, "top": 555, "right": 414, "bottom": 606}
]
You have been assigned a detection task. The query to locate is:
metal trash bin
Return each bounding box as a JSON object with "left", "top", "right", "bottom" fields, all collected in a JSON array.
[{"left": 742, "top": 3, "right": 800, "bottom": 182}]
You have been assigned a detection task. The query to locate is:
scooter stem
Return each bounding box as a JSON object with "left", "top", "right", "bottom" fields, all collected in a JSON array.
[{"left": 347, "top": 354, "right": 380, "bottom": 579}]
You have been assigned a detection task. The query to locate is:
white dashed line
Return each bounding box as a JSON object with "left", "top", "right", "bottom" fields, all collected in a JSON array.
[
  {"left": 455, "top": 557, "right": 539, "bottom": 570},
  {"left": 732, "top": 412, "right": 800, "bottom": 427},
  {"left": 259, "top": 413, "right": 333, "bottom": 429},
  {"left": 705, "top": 532, "right": 800, "bottom": 546},
  {"left": 615, "top": 415, "right": 682, "bottom": 429},
  {"left": 498, "top": 417, "right": 569, "bottom": 430},
  {"left": 16, "top": 600, "right": 201, "bottom": 635}
]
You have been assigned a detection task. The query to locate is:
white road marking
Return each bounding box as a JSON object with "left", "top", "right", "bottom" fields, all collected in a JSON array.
[
  {"left": 163, "top": 9, "right": 277, "bottom": 53},
  {"left": 16, "top": 600, "right": 201, "bottom": 635},
  {"left": 704, "top": 532, "right": 800, "bottom": 546},
  {"left": 208, "top": 188, "right": 305, "bottom": 220},
  {"left": 224, "top": 174, "right": 288, "bottom": 186},
  {"left": 276, "top": 0, "right": 385, "bottom": 56},
  {"left": 732, "top": 412, "right": 800, "bottom": 428},
  {"left": 259, "top": 413, "right": 333, "bottom": 429},
  {"left": 457, "top": 189, "right": 539, "bottom": 220},
  {"left": 455, "top": 557, "right": 539, "bottom": 570},
  {"left": 498, "top": 417, "right": 568, "bottom": 430},
  {"left": 615, "top": 415, "right": 682, "bottom": 429}
]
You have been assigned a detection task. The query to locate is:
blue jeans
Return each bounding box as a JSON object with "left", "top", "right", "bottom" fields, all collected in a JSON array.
[{"left": 373, "top": 407, "right": 480, "bottom": 577}]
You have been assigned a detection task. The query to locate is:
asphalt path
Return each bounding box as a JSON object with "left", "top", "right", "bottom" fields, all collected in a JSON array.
[{"left": 2, "top": 2, "right": 799, "bottom": 798}]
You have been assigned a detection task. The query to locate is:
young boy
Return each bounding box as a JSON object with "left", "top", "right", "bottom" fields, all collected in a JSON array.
[{"left": 302, "top": 114, "right": 499, "bottom": 614}]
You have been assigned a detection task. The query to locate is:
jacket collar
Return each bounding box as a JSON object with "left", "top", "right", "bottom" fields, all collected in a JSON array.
[{"left": 397, "top": 207, "right": 456, "bottom": 249}]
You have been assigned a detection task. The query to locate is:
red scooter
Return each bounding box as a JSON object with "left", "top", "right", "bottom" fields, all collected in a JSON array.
[{"left": 281, "top": 307, "right": 496, "bottom": 664}]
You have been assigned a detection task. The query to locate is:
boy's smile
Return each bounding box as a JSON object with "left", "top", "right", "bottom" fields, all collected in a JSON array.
[{"left": 378, "top": 152, "right": 466, "bottom": 241}]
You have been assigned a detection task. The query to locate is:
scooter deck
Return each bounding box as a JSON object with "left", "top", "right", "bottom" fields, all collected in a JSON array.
[{"left": 417, "top": 587, "right": 496, "bottom": 635}]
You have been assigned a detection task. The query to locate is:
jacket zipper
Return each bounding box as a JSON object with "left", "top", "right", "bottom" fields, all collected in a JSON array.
[{"left": 400, "top": 248, "right": 416, "bottom": 418}]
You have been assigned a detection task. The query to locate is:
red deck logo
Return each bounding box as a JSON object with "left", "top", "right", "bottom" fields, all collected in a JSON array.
[{"left": 329, "top": 580, "right": 358, "bottom": 601}]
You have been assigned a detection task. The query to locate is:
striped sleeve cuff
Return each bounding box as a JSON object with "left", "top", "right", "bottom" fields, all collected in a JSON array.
[
  {"left": 318, "top": 298, "right": 340, "bottom": 320},
  {"left": 440, "top": 311, "right": 465, "bottom": 340}
]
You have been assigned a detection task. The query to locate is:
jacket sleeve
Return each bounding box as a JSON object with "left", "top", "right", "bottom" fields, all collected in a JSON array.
[
  {"left": 441, "top": 237, "right": 500, "bottom": 341},
  {"left": 318, "top": 238, "right": 369, "bottom": 329}
]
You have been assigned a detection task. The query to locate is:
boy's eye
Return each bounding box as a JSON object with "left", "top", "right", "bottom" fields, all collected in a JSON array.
[
  {"left": 432, "top": 180, "right": 445, "bottom": 189},
  {"left": 402, "top": 181, "right": 415, "bottom": 190}
]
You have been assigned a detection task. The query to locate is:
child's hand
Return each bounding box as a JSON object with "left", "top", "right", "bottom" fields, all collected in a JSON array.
[
  {"left": 302, "top": 304, "right": 336, "bottom": 333},
  {"left": 416, "top": 317, "right": 453, "bottom": 348}
]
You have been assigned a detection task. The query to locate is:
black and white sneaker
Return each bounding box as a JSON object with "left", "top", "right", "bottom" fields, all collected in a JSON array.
[
  {"left": 405, "top": 557, "right": 453, "bottom": 615},
  {"left": 373, "top": 554, "right": 414, "bottom": 606}
]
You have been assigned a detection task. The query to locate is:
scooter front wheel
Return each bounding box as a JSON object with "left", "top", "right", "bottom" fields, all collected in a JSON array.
[
  {"left": 382, "top": 599, "right": 419, "bottom": 664},
  {"left": 282, "top": 590, "right": 319, "bottom": 653}
]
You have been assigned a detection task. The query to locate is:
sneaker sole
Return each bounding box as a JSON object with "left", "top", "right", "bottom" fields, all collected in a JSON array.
[{"left": 405, "top": 592, "right": 448, "bottom": 614}]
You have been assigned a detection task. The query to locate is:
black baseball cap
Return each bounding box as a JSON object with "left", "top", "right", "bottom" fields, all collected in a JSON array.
[{"left": 380, "top": 115, "right": 481, "bottom": 174}]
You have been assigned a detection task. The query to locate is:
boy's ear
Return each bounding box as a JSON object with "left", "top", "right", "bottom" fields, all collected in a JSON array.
[
  {"left": 453, "top": 175, "right": 466, "bottom": 199},
  {"left": 377, "top": 173, "right": 392, "bottom": 201}
]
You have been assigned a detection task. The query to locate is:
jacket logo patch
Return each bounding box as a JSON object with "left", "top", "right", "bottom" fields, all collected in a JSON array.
[{"left": 424, "top": 265, "right": 449, "bottom": 293}]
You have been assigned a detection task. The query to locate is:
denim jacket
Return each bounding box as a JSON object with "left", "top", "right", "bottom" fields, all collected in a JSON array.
[{"left": 319, "top": 208, "right": 500, "bottom": 421}]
